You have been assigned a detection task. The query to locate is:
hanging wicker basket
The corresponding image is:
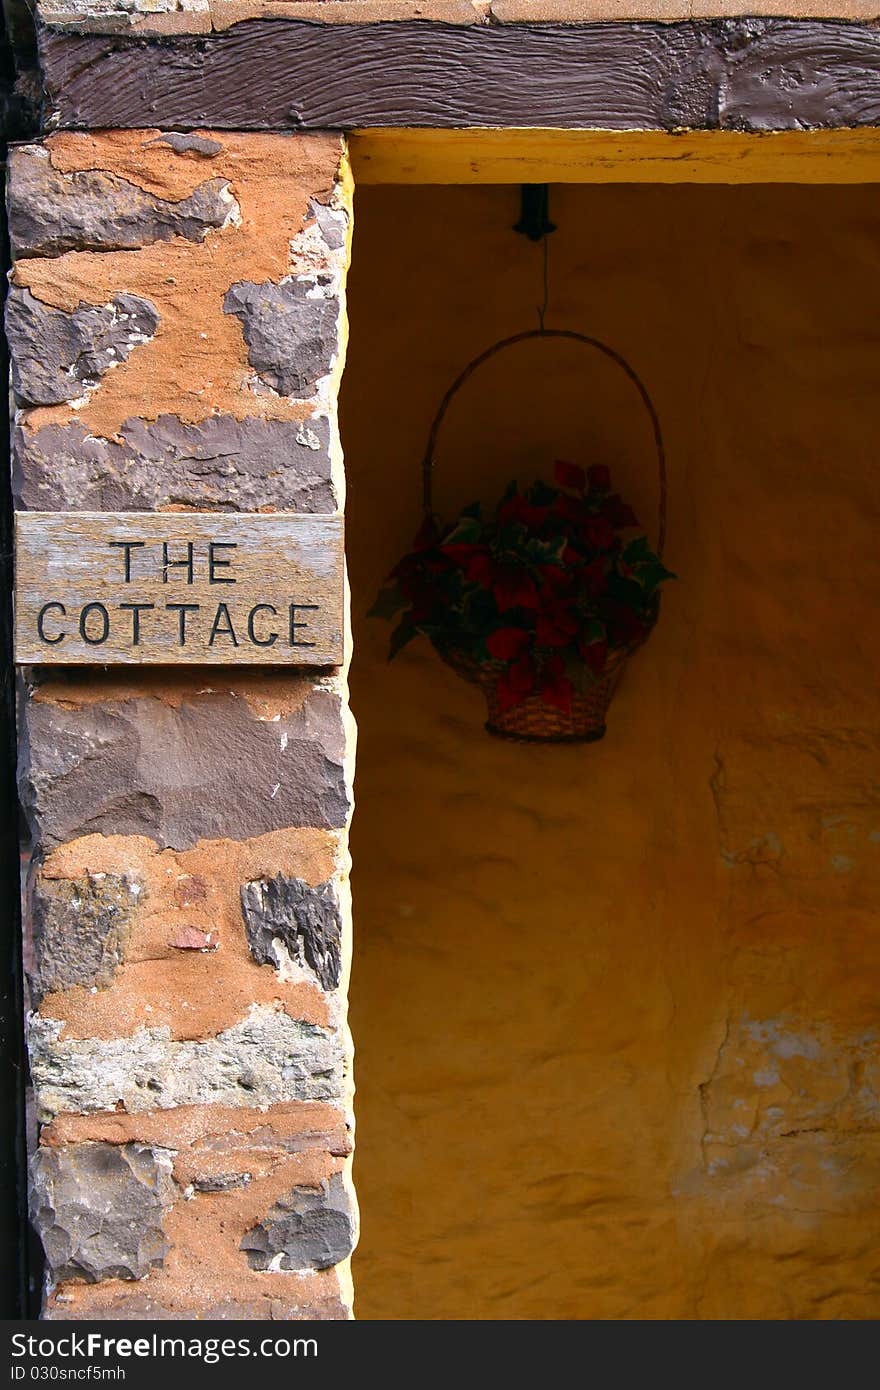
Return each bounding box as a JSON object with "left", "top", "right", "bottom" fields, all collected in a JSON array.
[
  {"left": 434, "top": 640, "right": 633, "bottom": 743},
  {"left": 421, "top": 329, "right": 668, "bottom": 744}
]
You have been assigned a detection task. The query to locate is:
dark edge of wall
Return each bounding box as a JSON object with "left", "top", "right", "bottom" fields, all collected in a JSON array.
[
  {"left": 37, "top": 18, "right": 880, "bottom": 133},
  {"left": 0, "top": 0, "right": 40, "bottom": 1321}
]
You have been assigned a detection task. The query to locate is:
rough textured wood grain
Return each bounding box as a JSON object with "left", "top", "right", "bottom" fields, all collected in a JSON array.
[
  {"left": 15, "top": 512, "right": 344, "bottom": 666},
  {"left": 720, "top": 19, "right": 880, "bottom": 129},
  {"left": 37, "top": 19, "right": 880, "bottom": 132}
]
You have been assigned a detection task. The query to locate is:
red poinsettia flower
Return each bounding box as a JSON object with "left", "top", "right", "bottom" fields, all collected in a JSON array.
[
  {"left": 465, "top": 551, "right": 494, "bottom": 587},
  {"left": 486, "top": 627, "right": 531, "bottom": 661},
  {"left": 440, "top": 542, "right": 483, "bottom": 565},
  {"left": 536, "top": 606, "right": 579, "bottom": 648},
  {"left": 392, "top": 547, "right": 451, "bottom": 584},
  {"left": 403, "top": 576, "right": 441, "bottom": 613},
  {"left": 393, "top": 561, "right": 426, "bottom": 598},
  {"left": 440, "top": 542, "right": 495, "bottom": 588},
  {"left": 537, "top": 563, "right": 572, "bottom": 597},
  {"left": 498, "top": 493, "right": 549, "bottom": 530},
  {"left": 551, "top": 491, "right": 586, "bottom": 524},
  {"left": 496, "top": 653, "right": 536, "bottom": 711},
  {"left": 492, "top": 565, "right": 541, "bottom": 612},
  {"left": 554, "top": 459, "right": 586, "bottom": 492},
  {"left": 373, "top": 459, "right": 673, "bottom": 712},
  {"left": 582, "top": 556, "right": 608, "bottom": 597},
  {"left": 585, "top": 516, "right": 616, "bottom": 550}
]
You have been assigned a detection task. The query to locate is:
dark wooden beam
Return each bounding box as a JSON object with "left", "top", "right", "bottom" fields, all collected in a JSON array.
[
  {"left": 37, "top": 18, "right": 880, "bottom": 133},
  {"left": 2, "top": 0, "right": 41, "bottom": 149}
]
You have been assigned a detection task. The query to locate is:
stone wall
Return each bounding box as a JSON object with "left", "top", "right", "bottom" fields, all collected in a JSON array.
[{"left": 7, "top": 129, "right": 358, "bottom": 1319}]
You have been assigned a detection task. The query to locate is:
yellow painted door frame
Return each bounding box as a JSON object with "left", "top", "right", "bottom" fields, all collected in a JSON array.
[{"left": 349, "top": 127, "right": 880, "bottom": 185}]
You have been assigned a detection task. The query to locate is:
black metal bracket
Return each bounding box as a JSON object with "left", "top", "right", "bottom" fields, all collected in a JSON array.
[{"left": 513, "top": 184, "right": 556, "bottom": 242}]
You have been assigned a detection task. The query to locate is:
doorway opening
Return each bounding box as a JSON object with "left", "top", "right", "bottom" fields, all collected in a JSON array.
[{"left": 340, "top": 175, "right": 880, "bottom": 1320}]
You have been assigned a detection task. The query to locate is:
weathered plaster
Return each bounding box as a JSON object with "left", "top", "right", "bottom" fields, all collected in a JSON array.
[
  {"left": 342, "top": 181, "right": 880, "bottom": 1320},
  {"left": 8, "top": 132, "right": 348, "bottom": 436},
  {"left": 29, "top": 1007, "right": 346, "bottom": 1118},
  {"left": 30, "top": 827, "right": 345, "bottom": 1040}
]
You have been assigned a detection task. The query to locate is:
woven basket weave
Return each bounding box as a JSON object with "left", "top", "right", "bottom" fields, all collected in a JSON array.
[
  {"left": 421, "top": 329, "right": 667, "bottom": 743},
  {"left": 436, "top": 640, "right": 641, "bottom": 743}
]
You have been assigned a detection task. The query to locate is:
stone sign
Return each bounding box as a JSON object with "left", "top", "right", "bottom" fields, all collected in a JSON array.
[{"left": 14, "top": 512, "right": 344, "bottom": 665}]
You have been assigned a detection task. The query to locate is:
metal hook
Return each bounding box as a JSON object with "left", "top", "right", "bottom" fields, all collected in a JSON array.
[{"left": 513, "top": 185, "right": 556, "bottom": 242}]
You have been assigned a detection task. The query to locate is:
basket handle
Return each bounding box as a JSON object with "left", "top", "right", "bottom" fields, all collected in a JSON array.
[{"left": 421, "top": 328, "right": 667, "bottom": 560}]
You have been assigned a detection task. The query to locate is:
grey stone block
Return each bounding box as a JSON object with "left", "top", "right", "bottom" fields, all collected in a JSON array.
[
  {"left": 31, "top": 1142, "right": 174, "bottom": 1284},
  {"left": 241, "top": 873, "right": 342, "bottom": 990},
  {"left": 223, "top": 278, "right": 339, "bottom": 398},
  {"left": 153, "top": 133, "right": 223, "bottom": 158},
  {"left": 19, "top": 687, "right": 350, "bottom": 851},
  {"left": 6, "top": 288, "right": 158, "bottom": 406},
  {"left": 30, "top": 872, "right": 139, "bottom": 1003},
  {"left": 8, "top": 146, "right": 238, "bottom": 258},
  {"left": 307, "top": 197, "right": 347, "bottom": 253},
  {"left": 13, "top": 413, "right": 335, "bottom": 513},
  {"left": 241, "top": 1173, "right": 355, "bottom": 1272}
]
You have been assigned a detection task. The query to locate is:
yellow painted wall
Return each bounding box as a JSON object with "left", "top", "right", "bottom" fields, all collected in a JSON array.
[{"left": 340, "top": 184, "right": 880, "bottom": 1320}]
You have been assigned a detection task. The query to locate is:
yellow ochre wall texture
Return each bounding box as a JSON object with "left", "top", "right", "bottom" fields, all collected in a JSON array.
[{"left": 340, "top": 183, "right": 880, "bottom": 1320}]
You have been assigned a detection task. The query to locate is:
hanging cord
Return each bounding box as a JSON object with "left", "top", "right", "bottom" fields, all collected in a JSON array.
[
  {"left": 421, "top": 329, "right": 667, "bottom": 560},
  {"left": 538, "top": 231, "right": 550, "bottom": 334},
  {"left": 513, "top": 184, "right": 554, "bottom": 333},
  {"left": 423, "top": 186, "right": 668, "bottom": 554}
]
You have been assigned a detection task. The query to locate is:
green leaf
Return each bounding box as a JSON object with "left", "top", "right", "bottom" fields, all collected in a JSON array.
[
  {"left": 498, "top": 522, "right": 529, "bottom": 552},
  {"left": 525, "top": 538, "right": 555, "bottom": 564},
  {"left": 367, "top": 584, "right": 409, "bottom": 621},
  {"left": 562, "top": 651, "right": 591, "bottom": 693},
  {"left": 443, "top": 515, "right": 483, "bottom": 546},
  {"left": 388, "top": 619, "right": 418, "bottom": 661},
  {"left": 622, "top": 536, "right": 654, "bottom": 564},
  {"left": 633, "top": 561, "right": 676, "bottom": 595}
]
